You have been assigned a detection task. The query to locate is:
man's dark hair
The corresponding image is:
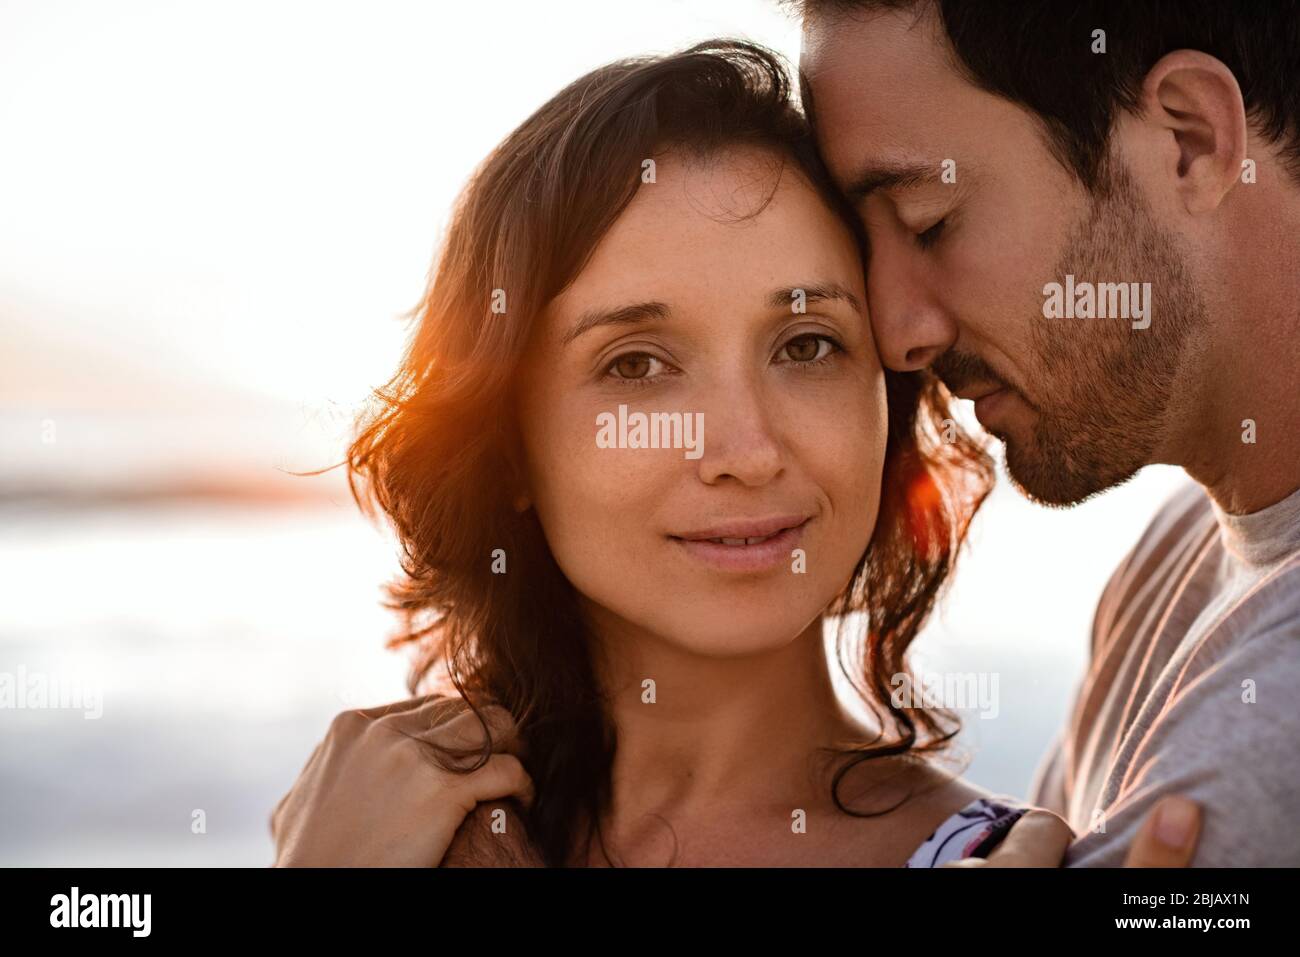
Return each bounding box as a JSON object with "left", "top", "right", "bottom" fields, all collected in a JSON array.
[{"left": 793, "top": 0, "right": 1300, "bottom": 189}]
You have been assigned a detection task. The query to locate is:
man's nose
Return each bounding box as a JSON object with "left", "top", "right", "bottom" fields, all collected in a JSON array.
[{"left": 865, "top": 244, "right": 957, "bottom": 372}]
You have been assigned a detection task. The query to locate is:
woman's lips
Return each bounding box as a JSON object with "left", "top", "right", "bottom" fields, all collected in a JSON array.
[{"left": 670, "top": 517, "right": 810, "bottom": 573}]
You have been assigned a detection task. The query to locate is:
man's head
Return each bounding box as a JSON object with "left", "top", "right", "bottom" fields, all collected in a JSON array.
[{"left": 797, "top": 0, "right": 1299, "bottom": 505}]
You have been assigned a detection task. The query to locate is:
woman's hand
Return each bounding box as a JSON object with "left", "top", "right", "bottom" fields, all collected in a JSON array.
[
  {"left": 271, "top": 695, "right": 533, "bottom": 867},
  {"left": 943, "top": 796, "right": 1202, "bottom": 867}
]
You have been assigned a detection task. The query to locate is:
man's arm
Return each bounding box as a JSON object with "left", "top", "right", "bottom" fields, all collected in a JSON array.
[{"left": 1063, "top": 616, "right": 1300, "bottom": 867}]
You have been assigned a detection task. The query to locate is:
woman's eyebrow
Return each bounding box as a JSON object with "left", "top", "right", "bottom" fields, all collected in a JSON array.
[
  {"left": 562, "top": 300, "right": 672, "bottom": 345},
  {"left": 765, "top": 282, "right": 862, "bottom": 314}
]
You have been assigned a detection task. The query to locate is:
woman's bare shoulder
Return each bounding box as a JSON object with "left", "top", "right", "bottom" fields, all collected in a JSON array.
[{"left": 901, "top": 760, "right": 991, "bottom": 820}]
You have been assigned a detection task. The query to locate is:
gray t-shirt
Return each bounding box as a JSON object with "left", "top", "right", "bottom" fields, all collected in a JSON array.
[{"left": 1029, "top": 479, "right": 1300, "bottom": 866}]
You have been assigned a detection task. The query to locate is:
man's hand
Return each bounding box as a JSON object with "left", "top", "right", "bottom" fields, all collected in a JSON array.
[
  {"left": 271, "top": 695, "right": 533, "bottom": 867},
  {"left": 943, "top": 796, "right": 1201, "bottom": 867}
]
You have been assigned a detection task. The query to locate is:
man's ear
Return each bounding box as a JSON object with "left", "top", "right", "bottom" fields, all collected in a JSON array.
[{"left": 1140, "top": 49, "right": 1248, "bottom": 215}]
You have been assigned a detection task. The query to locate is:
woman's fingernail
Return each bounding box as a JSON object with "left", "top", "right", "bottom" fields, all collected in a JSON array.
[{"left": 1154, "top": 797, "right": 1196, "bottom": 848}]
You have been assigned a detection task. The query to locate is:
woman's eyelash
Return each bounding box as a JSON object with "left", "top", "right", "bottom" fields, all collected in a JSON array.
[
  {"left": 602, "top": 334, "right": 843, "bottom": 387},
  {"left": 777, "top": 333, "right": 843, "bottom": 366},
  {"left": 915, "top": 217, "right": 947, "bottom": 250},
  {"left": 603, "top": 352, "right": 673, "bottom": 387}
]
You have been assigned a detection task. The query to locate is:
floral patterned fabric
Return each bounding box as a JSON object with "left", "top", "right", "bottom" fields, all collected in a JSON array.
[{"left": 904, "top": 796, "right": 1030, "bottom": 867}]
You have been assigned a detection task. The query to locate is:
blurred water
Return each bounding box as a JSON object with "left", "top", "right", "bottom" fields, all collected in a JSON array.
[
  {"left": 0, "top": 500, "right": 410, "bottom": 865},
  {"left": 0, "top": 464, "right": 1189, "bottom": 865}
]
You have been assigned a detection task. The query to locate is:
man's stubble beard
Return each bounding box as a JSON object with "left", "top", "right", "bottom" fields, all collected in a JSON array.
[{"left": 1003, "top": 158, "right": 1209, "bottom": 507}]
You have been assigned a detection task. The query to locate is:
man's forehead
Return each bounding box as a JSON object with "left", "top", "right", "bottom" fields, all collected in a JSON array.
[
  {"left": 799, "top": 2, "right": 948, "bottom": 85},
  {"left": 799, "top": 10, "right": 986, "bottom": 183}
]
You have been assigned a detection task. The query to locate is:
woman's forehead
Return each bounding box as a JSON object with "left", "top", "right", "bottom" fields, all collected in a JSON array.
[{"left": 550, "top": 151, "right": 862, "bottom": 315}]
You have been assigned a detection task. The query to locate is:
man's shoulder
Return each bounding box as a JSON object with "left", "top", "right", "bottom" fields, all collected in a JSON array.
[
  {"left": 1139, "top": 480, "right": 1300, "bottom": 643},
  {"left": 1069, "top": 620, "right": 1300, "bottom": 865},
  {"left": 1090, "top": 480, "right": 1214, "bottom": 648},
  {"left": 1216, "top": 549, "right": 1300, "bottom": 642},
  {"left": 1135, "top": 479, "right": 1215, "bottom": 558}
]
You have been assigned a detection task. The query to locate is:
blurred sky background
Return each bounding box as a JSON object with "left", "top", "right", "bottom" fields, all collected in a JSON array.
[{"left": 0, "top": 0, "right": 1189, "bottom": 865}]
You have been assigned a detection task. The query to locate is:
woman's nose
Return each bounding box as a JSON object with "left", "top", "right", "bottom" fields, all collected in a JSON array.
[{"left": 693, "top": 386, "right": 784, "bottom": 488}]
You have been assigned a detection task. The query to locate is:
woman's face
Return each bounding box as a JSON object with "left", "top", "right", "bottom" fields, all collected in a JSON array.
[{"left": 516, "top": 145, "right": 887, "bottom": 657}]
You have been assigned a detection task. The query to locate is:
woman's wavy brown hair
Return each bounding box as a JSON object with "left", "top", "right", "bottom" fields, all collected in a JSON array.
[{"left": 347, "top": 39, "right": 994, "bottom": 866}]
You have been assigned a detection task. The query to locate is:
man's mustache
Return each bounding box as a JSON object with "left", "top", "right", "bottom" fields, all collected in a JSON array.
[{"left": 930, "top": 350, "right": 1008, "bottom": 396}]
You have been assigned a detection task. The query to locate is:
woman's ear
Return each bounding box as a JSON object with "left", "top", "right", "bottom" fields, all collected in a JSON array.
[{"left": 1139, "top": 49, "right": 1248, "bottom": 215}]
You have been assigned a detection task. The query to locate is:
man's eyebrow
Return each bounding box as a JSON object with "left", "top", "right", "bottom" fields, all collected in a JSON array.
[
  {"left": 842, "top": 162, "right": 935, "bottom": 203},
  {"left": 562, "top": 301, "right": 672, "bottom": 345},
  {"left": 765, "top": 282, "right": 862, "bottom": 314}
]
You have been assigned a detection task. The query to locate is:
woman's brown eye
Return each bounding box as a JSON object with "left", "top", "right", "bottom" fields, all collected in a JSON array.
[
  {"left": 784, "top": 336, "right": 821, "bottom": 362},
  {"left": 613, "top": 354, "right": 652, "bottom": 378}
]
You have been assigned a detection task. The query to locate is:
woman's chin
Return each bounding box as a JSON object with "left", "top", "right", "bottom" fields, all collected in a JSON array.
[{"left": 647, "top": 609, "right": 826, "bottom": 658}]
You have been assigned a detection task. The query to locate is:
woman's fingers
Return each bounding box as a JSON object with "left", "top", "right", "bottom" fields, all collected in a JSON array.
[
  {"left": 942, "top": 809, "right": 1075, "bottom": 868},
  {"left": 943, "top": 798, "right": 1203, "bottom": 868},
  {"left": 1122, "top": 796, "right": 1201, "bottom": 867}
]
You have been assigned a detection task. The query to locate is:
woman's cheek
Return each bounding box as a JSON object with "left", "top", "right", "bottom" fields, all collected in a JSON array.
[
  {"left": 816, "top": 378, "right": 887, "bottom": 548},
  {"left": 531, "top": 414, "right": 666, "bottom": 571}
]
